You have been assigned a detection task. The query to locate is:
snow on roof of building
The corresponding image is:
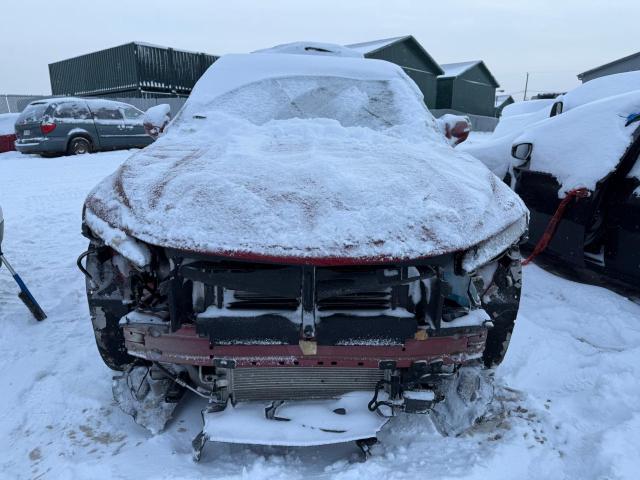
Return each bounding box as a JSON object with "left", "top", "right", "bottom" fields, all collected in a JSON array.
[
  {"left": 495, "top": 94, "right": 513, "bottom": 107},
  {"left": 439, "top": 61, "right": 481, "bottom": 78},
  {"left": 345, "top": 36, "right": 408, "bottom": 54},
  {"left": 440, "top": 60, "right": 500, "bottom": 87}
]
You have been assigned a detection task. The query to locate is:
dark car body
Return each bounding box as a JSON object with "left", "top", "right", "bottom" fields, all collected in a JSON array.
[
  {"left": 14, "top": 98, "right": 153, "bottom": 155},
  {"left": 515, "top": 125, "right": 640, "bottom": 291}
]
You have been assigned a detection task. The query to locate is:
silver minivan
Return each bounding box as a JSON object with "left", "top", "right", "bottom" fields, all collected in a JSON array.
[{"left": 14, "top": 97, "right": 154, "bottom": 156}]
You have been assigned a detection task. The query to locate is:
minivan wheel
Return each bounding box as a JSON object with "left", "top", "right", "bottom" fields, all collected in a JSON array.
[{"left": 68, "top": 137, "right": 91, "bottom": 155}]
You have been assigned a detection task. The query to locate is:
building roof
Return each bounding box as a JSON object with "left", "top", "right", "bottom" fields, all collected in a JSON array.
[
  {"left": 440, "top": 61, "right": 480, "bottom": 78},
  {"left": 439, "top": 60, "right": 500, "bottom": 87},
  {"left": 346, "top": 36, "right": 408, "bottom": 55},
  {"left": 495, "top": 94, "right": 514, "bottom": 108},
  {"left": 346, "top": 35, "right": 444, "bottom": 75},
  {"left": 577, "top": 51, "right": 640, "bottom": 80}
]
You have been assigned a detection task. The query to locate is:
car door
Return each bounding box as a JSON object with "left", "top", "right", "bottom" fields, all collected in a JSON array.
[
  {"left": 53, "top": 100, "right": 98, "bottom": 147},
  {"left": 120, "top": 106, "right": 153, "bottom": 148},
  {"left": 89, "top": 103, "right": 126, "bottom": 150},
  {"left": 601, "top": 132, "right": 640, "bottom": 285}
]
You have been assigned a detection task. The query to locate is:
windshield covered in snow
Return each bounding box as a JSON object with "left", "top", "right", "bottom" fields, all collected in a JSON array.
[{"left": 182, "top": 76, "right": 420, "bottom": 130}]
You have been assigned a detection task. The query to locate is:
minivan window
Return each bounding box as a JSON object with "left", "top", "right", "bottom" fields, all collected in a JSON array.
[
  {"left": 123, "top": 107, "right": 143, "bottom": 120},
  {"left": 17, "top": 103, "right": 48, "bottom": 124},
  {"left": 54, "top": 102, "right": 91, "bottom": 120},
  {"left": 93, "top": 107, "right": 123, "bottom": 121}
]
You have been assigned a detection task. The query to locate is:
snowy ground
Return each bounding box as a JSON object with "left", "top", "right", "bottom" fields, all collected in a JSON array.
[{"left": 1, "top": 148, "right": 639, "bottom": 480}]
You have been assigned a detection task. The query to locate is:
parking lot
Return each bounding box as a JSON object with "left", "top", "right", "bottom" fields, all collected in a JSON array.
[{"left": 0, "top": 148, "right": 638, "bottom": 479}]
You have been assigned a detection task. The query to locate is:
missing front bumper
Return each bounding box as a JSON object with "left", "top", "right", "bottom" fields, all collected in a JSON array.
[{"left": 191, "top": 391, "right": 391, "bottom": 461}]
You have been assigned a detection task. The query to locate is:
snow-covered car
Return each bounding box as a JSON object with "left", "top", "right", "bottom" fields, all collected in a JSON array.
[
  {"left": 14, "top": 98, "right": 153, "bottom": 156},
  {"left": 461, "top": 71, "right": 640, "bottom": 180},
  {"left": 0, "top": 113, "right": 19, "bottom": 153},
  {"left": 79, "top": 52, "right": 528, "bottom": 458},
  {"left": 462, "top": 73, "right": 640, "bottom": 290}
]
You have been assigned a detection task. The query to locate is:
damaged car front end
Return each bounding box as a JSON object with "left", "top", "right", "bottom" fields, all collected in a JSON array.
[
  {"left": 81, "top": 228, "right": 523, "bottom": 458},
  {"left": 80, "top": 50, "right": 528, "bottom": 459}
]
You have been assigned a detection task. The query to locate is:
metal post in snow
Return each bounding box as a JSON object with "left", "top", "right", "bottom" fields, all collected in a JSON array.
[{"left": 523, "top": 72, "right": 530, "bottom": 101}]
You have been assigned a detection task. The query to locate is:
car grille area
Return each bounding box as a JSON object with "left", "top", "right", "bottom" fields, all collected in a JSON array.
[
  {"left": 177, "top": 258, "right": 435, "bottom": 346},
  {"left": 230, "top": 367, "right": 384, "bottom": 401}
]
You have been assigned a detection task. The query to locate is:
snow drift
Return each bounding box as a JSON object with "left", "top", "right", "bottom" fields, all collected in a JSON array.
[{"left": 85, "top": 53, "right": 527, "bottom": 264}]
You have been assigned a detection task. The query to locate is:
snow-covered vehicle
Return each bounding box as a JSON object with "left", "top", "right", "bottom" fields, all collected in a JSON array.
[
  {"left": 462, "top": 73, "right": 640, "bottom": 290},
  {"left": 79, "top": 51, "right": 527, "bottom": 458},
  {"left": 14, "top": 98, "right": 153, "bottom": 156},
  {"left": 0, "top": 113, "right": 19, "bottom": 153}
]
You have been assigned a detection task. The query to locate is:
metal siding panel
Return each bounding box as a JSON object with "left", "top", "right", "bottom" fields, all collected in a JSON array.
[
  {"left": 436, "top": 78, "right": 454, "bottom": 109},
  {"left": 402, "top": 68, "right": 437, "bottom": 108},
  {"left": 363, "top": 40, "right": 439, "bottom": 108},
  {"left": 581, "top": 56, "right": 640, "bottom": 82},
  {"left": 451, "top": 78, "right": 495, "bottom": 116},
  {"left": 49, "top": 43, "right": 138, "bottom": 96},
  {"left": 49, "top": 43, "right": 218, "bottom": 98}
]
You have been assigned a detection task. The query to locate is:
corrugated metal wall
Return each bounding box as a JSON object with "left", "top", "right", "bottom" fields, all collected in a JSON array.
[
  {"left": 49, "top": 43, "right": 217, "bottom": 98},
  {"left": 437, "top": 65, "right": 497, "bottom": 117},
  {"left": 49, "top": 43, "right": 138, "bottom": 96}
]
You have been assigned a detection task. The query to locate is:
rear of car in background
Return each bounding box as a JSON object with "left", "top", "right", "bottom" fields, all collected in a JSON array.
[
  {"left": 0, "top": 113, "right": 19, "bottom": 153},
  {"left": 14, "top": 98, "right": 153, "bottom": 156}
]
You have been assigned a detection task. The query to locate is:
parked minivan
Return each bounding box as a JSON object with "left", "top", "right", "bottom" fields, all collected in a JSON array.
[{"left": 14, "top": 98, "right": 154, "bottom": 156}]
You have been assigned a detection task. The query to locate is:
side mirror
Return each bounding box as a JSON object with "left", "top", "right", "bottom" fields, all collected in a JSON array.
[
  {"left": 143, "top": 104, "right": 171, "bottom": 139},
  {"left": 550, "top": 101, "right": 563, "bottom": 117},
  {"left": 511, "top": 143, "right": 533, "bottom": 162}
]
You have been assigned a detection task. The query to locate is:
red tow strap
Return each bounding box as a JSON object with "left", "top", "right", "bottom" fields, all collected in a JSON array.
[{"left": 522, "top": 188, "right": 591, "bottom": 266}]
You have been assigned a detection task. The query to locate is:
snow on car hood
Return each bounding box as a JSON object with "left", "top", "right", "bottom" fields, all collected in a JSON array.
[{"left": 84, "top": 54, "right": 527, "bottom": 265}]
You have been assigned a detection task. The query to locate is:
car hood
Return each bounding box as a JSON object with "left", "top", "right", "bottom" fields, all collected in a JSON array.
[{"left": 84, "top": 114, "right": 527, "bottom": 266}]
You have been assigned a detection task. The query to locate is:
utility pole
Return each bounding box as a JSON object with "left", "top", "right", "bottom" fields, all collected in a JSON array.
[{"left": 523, "top": 72, "right": 530, "bottom": 101}]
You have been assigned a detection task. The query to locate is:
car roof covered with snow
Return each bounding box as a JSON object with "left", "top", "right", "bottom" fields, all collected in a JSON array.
[
  {"left": 254, "top": 41, "right": 363, "bottom": 58},
  {"left": 84, "top": 53, "right": 527, "bottom": 266},
  {"left": 560, "top": 71, "right": 640, "bottom": 111},
  {"left": 462, "top": 77, "right": 640, "bottom": 195},
  {"left": 515, "top": 90, "right": 640, "bottom": 194}
]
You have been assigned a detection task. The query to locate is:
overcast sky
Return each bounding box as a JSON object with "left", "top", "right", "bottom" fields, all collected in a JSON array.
[{"left": 1, "top": 0, "right": 638, "bottom": 98}]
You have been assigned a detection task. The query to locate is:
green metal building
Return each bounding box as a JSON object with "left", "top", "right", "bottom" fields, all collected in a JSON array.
[
  {"left": 346, "top": 36, "right": 443, "bottom": 108},
  {"left": 436, "top": 61, "right": 500, "bottom": 117},
  {"left": 49, "top": 42, "right": 218, "bottom": 98}
]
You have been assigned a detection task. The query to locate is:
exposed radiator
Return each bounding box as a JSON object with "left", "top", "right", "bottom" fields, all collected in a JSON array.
[{"left": 230, "top": 367, "right": 384, "bottom": 402}]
